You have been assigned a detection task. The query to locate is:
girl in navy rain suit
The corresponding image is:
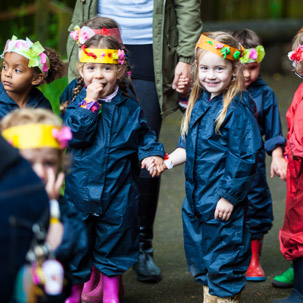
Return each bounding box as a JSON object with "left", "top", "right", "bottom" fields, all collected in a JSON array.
[
  {"left": 62, "top": 35, "right": 165, "bottom": 303},
  {"left": 164, "top": 32, "right": 262, "bottom": 302},
  {"left": 0, "top": 36, "right": 63, "bottom": 118},
  {"left": 231, "top": 29, "right": 287, "bottom": 282}
]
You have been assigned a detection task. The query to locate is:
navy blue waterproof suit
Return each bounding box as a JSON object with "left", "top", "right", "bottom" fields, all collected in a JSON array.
[
  {"left": 246, "top": 76, "right": 285, "bottom": 239},
  {"left": 63, "top": 87, "right": 164, "bottom": 282},
  {"left": 179, "top": 90, "right": 262, "bottom": 297},
  {"left": 0, "top": 82, "right": 52, "bottom": 119}
]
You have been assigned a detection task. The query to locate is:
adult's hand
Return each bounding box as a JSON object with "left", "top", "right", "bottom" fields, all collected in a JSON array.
[{"left": 172, "top": 62, "right": 191, "bottom": 90}]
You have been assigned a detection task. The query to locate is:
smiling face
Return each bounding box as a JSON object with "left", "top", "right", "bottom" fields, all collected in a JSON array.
[
  {"left": 1, "top": 52, "right": 43, "bottom": 102},
  {"left": 243, "top": 62, "right": 260, "bottom": 88},
  {"left": 198, "top": 51, "right": 234, "bottom": 99},
  {"left": 79, "top": 62, "right": 122, "bottom": 99},
  {"left": 20, "top": 147, "right": 60, "bottom": 185}
]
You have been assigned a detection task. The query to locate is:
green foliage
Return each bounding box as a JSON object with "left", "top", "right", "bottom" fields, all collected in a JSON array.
[{"left": 39, "top": 76, "right": 68, "bottom": 115}]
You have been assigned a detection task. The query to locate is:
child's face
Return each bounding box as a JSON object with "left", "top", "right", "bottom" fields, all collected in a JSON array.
[
  {"left": 1, "top": 52, "right": 43, "bottom": 97},
  {"left": 20, "top": 147, "right": 60, "bottom": 185},
  {"left": 198, "top": 51, "right": 234, "bottom": 99},
  {"left": 243, "top": 62, "right": 260, "bottom": 88},
  {"left": 79, "top": 63, "right": 123, "bottom": 99}
]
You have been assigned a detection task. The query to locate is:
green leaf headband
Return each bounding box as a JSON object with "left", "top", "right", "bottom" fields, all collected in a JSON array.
[
  {"left": 239, "top": 45, "right": 265, "bottom": 64},
  {"left": 1, "top": 36, "right": 50, "bottom": 75}
]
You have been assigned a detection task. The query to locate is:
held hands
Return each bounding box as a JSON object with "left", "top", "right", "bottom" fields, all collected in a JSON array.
[
  {"left": 270, "top": 147, "right": 287, "bottom": 181},
  {"left": 45, "top": 168, "right": 65, "bottom": 200},
  {"left": 172, "top": 62, "right": 191, "bottom": 90},
  {"left": 176, "top": 75, "right": 190, "bottom": 98},
  {"left": 141, "top": 156, "right": 166, "bottom": 177},
  {"left": 214, "top": 197, "right": 234, "bottom": 221}
]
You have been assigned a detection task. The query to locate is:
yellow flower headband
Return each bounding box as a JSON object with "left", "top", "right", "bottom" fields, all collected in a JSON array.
[
  {"left": 239, "top": 45, "right": 265, "bottom": 64},
  {"left": 80, "top": 45, "right": 125, "bottom": 65},
  {"left": 1, "top": 124, "right": 72, "bottom": 150},
  {"left": 196, "top": 34, "right": 244, "bottom": 61}
]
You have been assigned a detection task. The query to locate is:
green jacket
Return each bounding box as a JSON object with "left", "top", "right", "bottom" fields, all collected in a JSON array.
[{"left": 66, "top": 0, "right": 202, "bottom": 116}]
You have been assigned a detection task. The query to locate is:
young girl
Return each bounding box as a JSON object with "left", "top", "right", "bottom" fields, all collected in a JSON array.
[
  {"left": 1, "top": 108, "right": 87, "bottom": 301},
  {"left": 166, "top": 32, "right": 262, "bottom": 302},
  {"left": 62, "top": 34, "right": 165, "bottom": 303},
  {"left": 0, "top": 36, "right": 64, "bottom": 118},
  {"left": 60, "top": 16, "right": 125, "bottom": 106},
  {"left": 272, "top": 29, "right": 303, "bottom": 303},
  {"left": 230, "top": 28, "right": 287, "bottom": 282}
]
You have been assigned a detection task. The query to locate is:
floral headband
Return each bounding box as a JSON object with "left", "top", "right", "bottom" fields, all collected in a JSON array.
[
  {"left": 1, "top": 36, "right": 50, "bottom": 75},
  {"left": 80, "top": 45, "right": 126, "bottom": 65},
  {"left": 196, "top": 34, "right": 244, "bottom": 61},
  {"left": 239, "top": 45, "right": 265, "bottom": 64},
  {"left": 70, "top": 26, "right": 123, "bottom": 45},
  {"left": 288, "top": 45, "right": 303, "bottom": 67},
  {"left": 1, "top": 124, "right": 72, "bottom": 150}
]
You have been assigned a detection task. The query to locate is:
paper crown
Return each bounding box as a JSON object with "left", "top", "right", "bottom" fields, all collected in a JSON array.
[
  {"left": 70, "top": 26, "right": 123, "bottom": 45},
  {"left": 196, "top": 34, "right": 244, "bottom": 61},
  {"left": 1, "top": 36, "right": 50, "bottom": 74},
  {"left": 80, "top": 45, "right": 125, "bottom": 65},
  {"left": 1, "top": 124, "right": 72, "bottom": 150},
  {"left": 240, "top": 45, "right": 265, "bottom": 64}
]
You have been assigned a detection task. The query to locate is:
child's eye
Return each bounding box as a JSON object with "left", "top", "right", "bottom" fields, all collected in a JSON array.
[
  {"left": 86, "top": 65, "right": 95, "bottom": 71},
  {"left": 103, "top": 66, "right": 113, "bottom": 71},
  {"left": 2, "top": 65, "right": 7, "bottom": 70},
  {"left": 15, "top": 69, "right": 22, "bottom": 73},
  {"left": 216, "top": 66, "right": 224, "bottom": 71},
  {"left": 200, "top": 66, "right": 207, "bottom": 71}
]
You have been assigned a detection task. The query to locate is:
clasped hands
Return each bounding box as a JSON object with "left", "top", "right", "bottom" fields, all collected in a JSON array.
[{"left": 141, "top": 156, "right": 166, "bottom": 177}]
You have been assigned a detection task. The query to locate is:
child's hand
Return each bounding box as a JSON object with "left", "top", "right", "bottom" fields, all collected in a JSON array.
[
  {"left": 176, "top": 75, "right": 190, "bottom": 98},
  {"left": 86, "top": 82, "right": 104, "bottom": 101},
  {"left": 46, "top": 222, "right": 64, "bottom": 251},
  {"left": 214, "top": 197, "right": 234, "bottom": 221},
  {"left": 270, "top": 156, "right": 287, "bottom": 181},
  {"left": 141, "top": 156, "right": 165, "bottom": 177},
  {"left": 46, "top": 168, "right": 65, "bottom": 200}
]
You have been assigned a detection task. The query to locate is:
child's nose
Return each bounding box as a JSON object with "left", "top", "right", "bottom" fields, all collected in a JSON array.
[
  {"left": 243, "top": 69, "right": 250, "bottom": 78},
  {"left": 32, "top": 163, "right": 47, "bottom": 183}
]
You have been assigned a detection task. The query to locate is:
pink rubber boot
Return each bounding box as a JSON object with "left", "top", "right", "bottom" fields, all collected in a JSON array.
[
  {"left": 102, "top": 275, "right": 120, "bottom": 303},
  {"left": 81, "top": 271, "right": 102, "bottom": 302},
  {"left": 81, "top": 266, "right": 101, "bottom": 301},
  {"left": 64, "top": 284, "right": 83, "bottom": 303}
]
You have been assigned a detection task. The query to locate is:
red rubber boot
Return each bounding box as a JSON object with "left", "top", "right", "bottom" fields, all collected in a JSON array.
[
  {"left": 103, "top": 275, "right": 120, "bottom": 303},
  {"left": 81, "top": 266, "right": 102, "bottom": 302},
  {"left": 246, "top": 238, "right": 266, "bottom": 281},
  {"left": 64, "top": 284, "right": 83, "bottom": 303}
]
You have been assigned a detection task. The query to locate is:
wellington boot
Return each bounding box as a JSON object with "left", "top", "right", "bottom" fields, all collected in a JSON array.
[
  {"left": 103, "top": 275, "right": 120, "bottom": 303},
  {"left": 246, "top": 239, "right": 266, "bottom": 281},
  {"left": 203, "top": 286, "right": 216, "bottom": 303},
  {"left": 64, "top": 284, "right": 83, "bottom": 303},
  {"left": 81, "top": 271, "right": 102, "bottom": 302},
  {"left": 81, "top": 266, "right": 101, "bottom": 301},
  {"left": 216, "top": 293, "right": 242, "bottom": 303},
  {"left": 272, "top": 265, "right": 294, "bottom": 288},
  {"left": 273, "top": 259, "right": 303, "bottom": 303}
]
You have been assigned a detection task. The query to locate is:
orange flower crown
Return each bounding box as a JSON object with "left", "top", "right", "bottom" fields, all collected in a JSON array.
[{"left": 196, "top": 34, "right": 244, "bottom": 61}]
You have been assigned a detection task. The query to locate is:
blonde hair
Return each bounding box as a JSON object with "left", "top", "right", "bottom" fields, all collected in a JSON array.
[
  {"left": 181, "top": 31, "right": 244, "bottom": 136},
  {"left": 1, "top": 108, "right": 66, "bottom": 169},
  {"left": 291, "top": 28, "right": 303, "bottom": 75}
]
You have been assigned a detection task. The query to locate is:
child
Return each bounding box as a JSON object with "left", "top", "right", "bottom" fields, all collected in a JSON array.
[
  {"left": 62, "top": 34, "right": 165, "bottom": 303},
  {"left": 230, "top": 29, "right": 287, "bottom": 281},
  {"left": 1, "top": 108, "right": 87, "bottom": 302},
  {"left": 272, "top": 29, "right": 303, "bottom": 303},
  {"left": 166, "top": 32, "right": 262, "bottom": 302},
  {"left": 0, "top": 36, "right": 64, "bottom": 118},
  {"left": 60, "top": 16, "right": 125, "bottom": 106}
]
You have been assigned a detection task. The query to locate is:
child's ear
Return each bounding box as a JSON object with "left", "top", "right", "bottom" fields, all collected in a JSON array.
[
  {"left": 117, "top": 66, "right": 126, "bottom": 80},
  {"left": 78, "top": 65, "right": 84, "bottom": 79},
  {"left": 31, "top": 73, "right": 44, "bottom": 86}
]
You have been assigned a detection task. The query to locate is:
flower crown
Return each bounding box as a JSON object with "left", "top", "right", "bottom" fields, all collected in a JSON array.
[
  {"left": 70, "top": 25, "right": 123, "bottom": 45},
  {"left": 80, "top": 45, "right": 126, "bottom": 65},
  {"left": 288, "top": 45, "right": 303, "bottom": 67},
  {"left": 239, "top": 45, "right": 265, "bottom": 64},
  {"left": 1, "top": 36, "right": 50, "bottom": 75},
  {"left": 196, "top": 34, "right": 244, "bottom": 61},
  {"left": 1, "top": 124, "right": 72, "bottom": 150}
]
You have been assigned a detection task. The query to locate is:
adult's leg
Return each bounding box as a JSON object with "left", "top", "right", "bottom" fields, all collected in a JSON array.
[{"left": 132, "top": 79, "right": 162, "bottom": 282}]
